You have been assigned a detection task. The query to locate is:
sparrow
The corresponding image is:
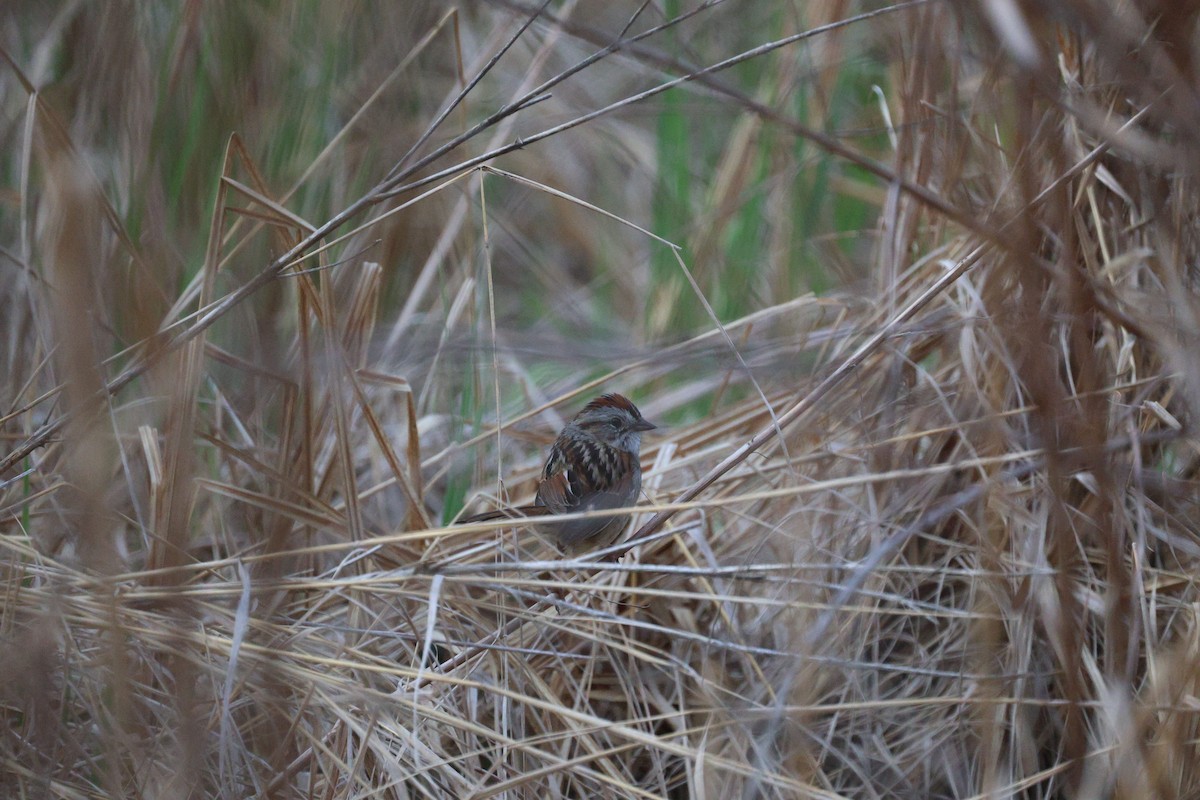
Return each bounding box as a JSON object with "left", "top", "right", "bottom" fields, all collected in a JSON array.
[{"left": 461, "top": 393, "right": 656, "bottom": 554}]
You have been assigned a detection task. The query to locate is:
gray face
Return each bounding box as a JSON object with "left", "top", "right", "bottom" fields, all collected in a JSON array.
[{"left": 572, "top": 407, "right": 652, "bottom": 453}]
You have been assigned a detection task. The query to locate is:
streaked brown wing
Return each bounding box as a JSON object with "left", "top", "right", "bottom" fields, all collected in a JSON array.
[
  {"left": 534, "top": 466, "right": 577, "bottom": 513},
  {"left": 545, "top": 450, "right": 640, "bottom": 550}
]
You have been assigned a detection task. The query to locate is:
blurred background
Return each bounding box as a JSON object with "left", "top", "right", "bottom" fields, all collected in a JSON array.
[{"left": 3, "top": 1, "right": 1200, "bottom": 798}]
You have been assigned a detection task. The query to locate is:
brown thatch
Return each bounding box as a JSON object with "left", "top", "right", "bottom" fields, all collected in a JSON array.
[{"left": 3, "top": 2, "right": 1200, "bottom": 797}]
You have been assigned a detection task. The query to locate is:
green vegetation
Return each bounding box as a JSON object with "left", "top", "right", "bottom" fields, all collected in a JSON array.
[{"left": 2, "top": 2, "right": 1199, "bottom": 797}]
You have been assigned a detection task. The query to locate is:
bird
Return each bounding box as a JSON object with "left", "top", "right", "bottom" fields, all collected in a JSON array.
[{"left": 460, "top": 393, "right": 656, "bottom": 554}]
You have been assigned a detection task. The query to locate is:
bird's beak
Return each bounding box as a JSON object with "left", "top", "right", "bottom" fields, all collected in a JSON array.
[{"left": 631, "top": 418, "right": 657, "bottom": 432}]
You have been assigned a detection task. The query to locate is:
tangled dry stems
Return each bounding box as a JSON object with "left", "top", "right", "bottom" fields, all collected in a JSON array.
[{"left": 3, "top": 1, "right": 1200, "bottom": 798}]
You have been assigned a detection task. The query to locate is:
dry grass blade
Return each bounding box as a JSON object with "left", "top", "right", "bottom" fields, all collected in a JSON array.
[{"left": 5, "top": 2, "right": 1200, "bottom": 798}]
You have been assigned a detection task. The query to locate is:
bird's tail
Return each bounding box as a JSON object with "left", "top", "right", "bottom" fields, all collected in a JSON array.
[{"left": 457, "top": 504, "right": 551, "bottom": 524}]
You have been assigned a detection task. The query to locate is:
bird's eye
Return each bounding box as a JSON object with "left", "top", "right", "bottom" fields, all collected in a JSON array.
[{"left": 608, "top": 420, "right": 620, "bottom": 429}]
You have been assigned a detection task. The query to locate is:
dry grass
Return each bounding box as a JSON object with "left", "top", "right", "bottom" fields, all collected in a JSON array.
[{"left": 3, "top": 1, "right": 1200, "bottom": 797}]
